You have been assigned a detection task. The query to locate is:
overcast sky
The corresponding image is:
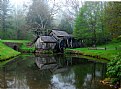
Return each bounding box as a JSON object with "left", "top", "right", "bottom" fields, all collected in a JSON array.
[
  {"left": 10, "top": 0, "right": 120, "bottom": 5},
  {"left": 10, "top": 0, "right": 31, "bottom": 6},
  {"left": 9, "top": 0, "right": 120, "bottom": 8}
]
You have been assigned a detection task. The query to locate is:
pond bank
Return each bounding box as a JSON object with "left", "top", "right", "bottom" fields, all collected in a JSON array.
[
  {"left": 65, "top": 49, "right": 109, "bottom": 61},
  {"left": 0, "top": 39, "right": 36, "bottom": 61},
  {"left": 65, "top": 42, "right": 121, "bottom": 61}
]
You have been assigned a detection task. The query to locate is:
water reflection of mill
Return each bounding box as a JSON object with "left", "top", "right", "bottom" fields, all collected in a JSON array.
[{"left": 35, "top": 56, "right": 70, "bottom": 74}]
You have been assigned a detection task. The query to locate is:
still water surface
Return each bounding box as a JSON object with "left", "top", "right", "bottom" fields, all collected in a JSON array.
[{"left": 0, "top": 54, "right": 115, "bottom": 89}]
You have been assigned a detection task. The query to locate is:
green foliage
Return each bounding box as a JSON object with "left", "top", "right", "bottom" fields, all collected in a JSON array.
[
  {"left": 20, "top": 43, "right": 35, "bottom": 53},
  {"left": 106, "top": 53, "right": 121, "bottom": 83},
  {"left": 73, "top": 2, "right": 109, "bottom": 46},
  {"left": 73, "top": 4, "right": 88, "bottom": 40},
  {"left": 111, "top": 35, "right": 121, "bottom": 43},
  {"left": 111, "top": 38, "right": 120, "bottom": 43},
  {"left": 117, "top": 35, "right": 121, "bottom": 41},
  {"left": 74, "top": 2, "right": 121, "bottom": 46},
  {"left": 58, "top": 19, "right": 73, "bottom": 34},
  {"left": 105, "top": 2, "right": 121, "bottom": 39}
]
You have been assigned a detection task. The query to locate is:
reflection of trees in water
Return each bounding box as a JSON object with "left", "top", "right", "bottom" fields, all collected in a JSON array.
[
  {"left": 34, "top": 55, "right": 107, "bottom": 89},
  {"left": 0, "top": 54, "right": 109, "bottom": 89},
  {"left": 50, "top": 69, "right": 76, "bottom": 89},
  {"left": 73, "top": 62, "right": 107, "bottom": 89},
  {"left": 0, "top": 67, "right": 7, "bottom": 88},
  {"left": 0, "top": 55, "right": 35, "bottom": 89},
  {"left": 0, "top": 67, "right": 30, "bottom": 89},
  {"left": 26, "top": 69, "right": 52, "bottom": 89}
]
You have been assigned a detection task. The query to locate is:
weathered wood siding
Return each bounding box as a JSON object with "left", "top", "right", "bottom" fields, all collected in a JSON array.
[{"left": 35, "top": 37, "right": 56, "bottom": 50}]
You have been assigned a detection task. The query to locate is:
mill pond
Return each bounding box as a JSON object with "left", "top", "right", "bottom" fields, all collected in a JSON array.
[{"left": 0, "top": 54, "right": 115, "bottom": 89}]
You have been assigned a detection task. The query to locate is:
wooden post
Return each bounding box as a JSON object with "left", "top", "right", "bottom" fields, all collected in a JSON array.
[
  {"left": 71, "top": 38, "right": 73, "bottom": 48},
  {"left": 105, "top": 47, "right": 106, "bottom": 50}
]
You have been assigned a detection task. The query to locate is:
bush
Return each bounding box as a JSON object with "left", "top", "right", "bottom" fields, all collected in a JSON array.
[
  {"left": 106, "top": 53, "right": 121, "bottom": 87},
  {"left": 117, "top": 35, "right": 121, "bottom": 41},
  {"left": 20, "top": 43, "right": 35, "bottom": 53},
  {"left": 111, "top": 38, "right": 119, "bottom": 43},
  {"left": 112, "top": 35, "right": 121, "bottom": 43}
]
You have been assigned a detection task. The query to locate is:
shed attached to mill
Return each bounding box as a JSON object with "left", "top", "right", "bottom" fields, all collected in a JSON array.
[{"left": 35, "top": 36, "right": 57, "bottom": 50}]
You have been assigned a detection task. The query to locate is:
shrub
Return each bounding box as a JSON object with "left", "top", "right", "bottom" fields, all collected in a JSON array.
[
  {"left": 106, "top": 53, "right": 121, "bottom": 87},
  {"left": 20, "top": 43, "right": 35, "bottom": 53},
  {"left": 117, "top": 35, "right": 121, "bottom": 41}
]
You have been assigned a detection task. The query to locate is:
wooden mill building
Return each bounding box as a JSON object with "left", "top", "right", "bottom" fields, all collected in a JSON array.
[{"left": 35, "top": 29, "right": 75, "bottom": 52}]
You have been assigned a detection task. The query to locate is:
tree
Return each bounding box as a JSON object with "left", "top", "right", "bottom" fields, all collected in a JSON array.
[
  {"left": 51, "top": 0, "right": 83, "bottom": 34},
  {"left": 26, "top": 0, "right": 53, "bottom": 37},
  {"left": 73, "top": 2, "right": 108, "bottom": 46},
  {"left": 105, "top": 2, "right": 121, "bottom": 39},
  {"left": 0, "top": 0, "right": 2, "bottom": 30},
  {"left": 0, "top": 0, "right": 10, "bottom": 39},
  {"left": 12, "top": 9, "right": 31, "bottom": 39},
  {"left": 73, "top": 4, "right": 88, "bottom": 40},
  {"left": 61, "top": 0, "right": 83, "bottom": 20},
  {"left": 0, "top": 1, "right": 33, "bottom": 40},
  {"left": 58, "top": 17, "right": 73, "bottom": 34},
  {"left": 12, "top": 3, "right": 32, "bottom": 40}
]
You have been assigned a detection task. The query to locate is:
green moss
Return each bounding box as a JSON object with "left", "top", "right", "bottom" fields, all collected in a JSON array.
[
  {"left": 0, "top": 41, "right": 20, "bottom": 60},
  {"left": 41, "top": 50, "right": 53, "bottom": 54}
]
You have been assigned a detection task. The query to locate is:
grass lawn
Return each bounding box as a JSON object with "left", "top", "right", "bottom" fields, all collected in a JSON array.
[
  {"left": 1, "top": 40, "right": 35, "bottom": 53},
  {"left": 1, "top": 40, "right": 30, "bottom": 43},
  {"left": 66, "top": 42, "right": 121, "bottom": 60},
  {"left": 0, "top": 41, "right": 20, "bottom": 60}
]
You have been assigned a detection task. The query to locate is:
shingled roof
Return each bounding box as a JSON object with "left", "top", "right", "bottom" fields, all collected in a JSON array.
[
  {"left": 51, "top": 30, "right": 70, "bottom": 37},
  {"left": 41, "top": 36, "right": 57, "bottom": 43}
]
